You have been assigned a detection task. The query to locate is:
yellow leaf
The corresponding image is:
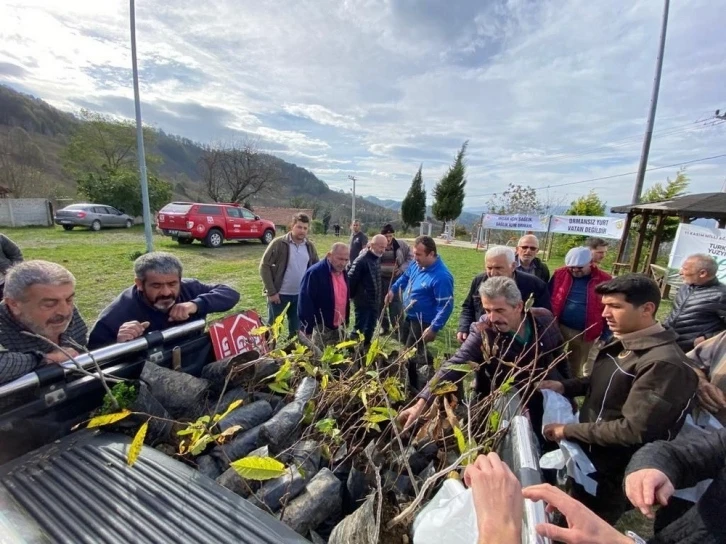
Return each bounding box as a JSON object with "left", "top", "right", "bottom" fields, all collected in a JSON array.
[
  {"left": 321, "top": 374, "right": 329, "bottom": 390},
  {"left": 335, "top": 339, "right": 358, "bottom": 349},
  {"left": 453, "top": 426, "right": 467, "bottom": 456},
  {"left": 230, "top": 456, "right": 288, "bottom": 481},
  {"left": 87, "top": 409, "right": 132, "bottom": 428},
  {"left": 432, "top": 381, "right": 458, "bottom": 396},
  {"left": 216, "top": 399, "right": 243, "bottom": 423},
  {"left": 127, "top": 420, "right": 148, "bottom": 466}
]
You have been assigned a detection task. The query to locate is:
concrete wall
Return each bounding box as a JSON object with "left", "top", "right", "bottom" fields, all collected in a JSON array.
[{"left": 0, "top": 198, "right": 53, "bottom": 227}]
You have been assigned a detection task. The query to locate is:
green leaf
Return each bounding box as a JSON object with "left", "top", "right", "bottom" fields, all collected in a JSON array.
[
  {"left": 365, "top": 338, "right": 380, "bottom": 367},
  {"left": 453, "top": 426, "right": 467, "bottom": 456},
  {"left": 365, "top": 370, "right": 379, "bottom": 379},
  {"left": 488, "top": 410, "right": 501, "bottom": 432},
  {"left": 189, "top": 434, "right": 216, "bottom": 456},
  {"left": 302, "top": 401, "right": 316, "bottom": 425},
  {"left": 382, "top": 377, "right": 404, "bottom": 402},
  {"left": 432, "top": 381, "right": 458, "bottom": 396},
  {"left": 446, "top": 363, "right": 475, "bottom": 374},
  {"left": 268, "top": 382, "right": 291, "bottom": 395},
  {"left": 335, "top": 339, "right": 359, "bottom": 349},
  {"left": 363, "top": 413, "right": 390, "bottom": 424},
  {"left": 231, "top": 456, "right": 288, "bottom": 481},
  {"left": 127, "top": 420, "right": 148, "bottom": 466},
  {"left": 215, "top": 399, "right": 243, "bottom": 424},
  {"left": 86, "top": 409, "right": 132, "bottom": 428},
  {"left": 251, "top": 325, "right": 270, "bottom": 336},
  {"left": 315, "top": 418, "right": 337, "bottom": 434},
  {"left": 499, "top": 377, "right": 515, "bottom": 396}
]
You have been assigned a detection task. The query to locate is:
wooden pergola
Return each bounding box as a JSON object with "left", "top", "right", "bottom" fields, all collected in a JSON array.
[{"left": 611, "top": 192, "right": 726, "bottom": 275}]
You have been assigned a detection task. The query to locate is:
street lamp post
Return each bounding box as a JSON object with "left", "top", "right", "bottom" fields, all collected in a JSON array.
[
  {"left": 348, "top": 175, "right": 357, "bottom": 223},
  {"left": 130, "top": 0, "right": 154, "bottom": 253}
]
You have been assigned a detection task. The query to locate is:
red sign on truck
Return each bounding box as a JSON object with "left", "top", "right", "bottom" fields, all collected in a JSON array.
[{"left": 209, "top": 310, "right": 268, "bottom": 360}]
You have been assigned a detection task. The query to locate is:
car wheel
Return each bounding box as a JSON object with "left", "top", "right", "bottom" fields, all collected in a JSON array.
[
  {"left": 177, "top": 238, "right": 194, "bottom": 245},
  {"left": 204, "top": 229, "right": 224, "bottom": 248},
  {"left": 62, "top": 225, "right": 74, "bottom": 231},
  {"left": 125, "top": 219, "right": 133, "bottom": 228},
  {"left": 261, "top": 229, "right": 275, "bottom": 245},
  {"left": 90, "top": 220, "right": 102, "bottom": 231}
]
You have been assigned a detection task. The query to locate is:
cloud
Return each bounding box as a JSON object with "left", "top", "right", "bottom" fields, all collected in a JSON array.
[{"left": 1, "top": 0, "right": 725, "bottom": 207}]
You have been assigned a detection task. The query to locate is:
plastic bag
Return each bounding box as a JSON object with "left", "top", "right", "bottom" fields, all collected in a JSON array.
[
  {"left": 412, "top": 479, "right": 478, "bottom": 544},
  {"left": 539, "top": 389, "right": 598, "bottom": 495},
  {"left": 672, "top": 411, "right": 723, "bottom": 503}
]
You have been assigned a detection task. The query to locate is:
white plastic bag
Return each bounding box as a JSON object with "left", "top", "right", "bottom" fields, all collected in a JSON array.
[
  {"left": 412, "top": 479, "right": 478, "bottom": 544},
  {"left": 539, "top": 389, "right": 598, "bottom": 495},
  {"left": 672, "top": 411, "right": 723, "bottom": 503}
]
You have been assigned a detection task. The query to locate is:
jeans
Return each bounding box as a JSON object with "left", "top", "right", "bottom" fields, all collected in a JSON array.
[
  {"left": 267, "top": 294, "right": 300, "bottom": 339},
  {"left": 559, "top": 324, "right": 595, "bottom": 378},
  {"left": 354, "top": 305, "right": 378, "bottom": 345}
]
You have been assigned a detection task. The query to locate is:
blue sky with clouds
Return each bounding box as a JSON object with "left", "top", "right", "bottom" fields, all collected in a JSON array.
[{"left": 1, "top": 0, "right": 724, "bottom": 209}]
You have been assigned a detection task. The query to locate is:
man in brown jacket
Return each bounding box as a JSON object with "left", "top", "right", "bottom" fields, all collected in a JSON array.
[
  {"left": 259, "top": 213, "right": 319, "bottom": 337},
  {"left": 540, "top": 274, "right": 698, "bottom": 525}
]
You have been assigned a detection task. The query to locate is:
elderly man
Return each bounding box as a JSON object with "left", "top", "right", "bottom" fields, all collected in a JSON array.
[
  {"left": 348, "top": 220, "right": 368, "bottom": 263},
  {"left": 0, "top": 233, "right": 23, "bottom": 299},
  {"left": 348, "top": 235, "right": 387, "bottom": 345},
  {"left": 549, "top": 246, "right": 611, "bottom": 377},
  {"left": 0, "top": 260, "right": 88, "bottom": 385},
  {"left": 88, "top": 252, "right": 239, "bottom": 349},
  {"left": 399, "top": 276, "right": 567, "bottom": 436},
  {"left": 540, "top": 274, "right": 698, "bottom": 524},
  {"left": 458, "top": 245, "right": 551, "bottom": 343},
  {"left": 260, "top": 213, "right": 319, "bottom": 337},
  {"left": 386, "top": 236, "right": 454, "bottom": 388},
  {"left": 298, "top": 243, "right": 350, "bottom": 339},
  {"left": 515, "top": 234, "right": 550, "bottom": 282},
  {"left": 379, "top": 223, "right": 413, "bottom": 335},
  {"left": 663, "top": 253, "right": 726, "bottom": 352},
  {"left": 586, "top": 237, "right": 609, "bottom": 266}
]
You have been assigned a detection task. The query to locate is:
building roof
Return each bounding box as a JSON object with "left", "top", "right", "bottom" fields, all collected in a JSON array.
[
  {"left": 254, "top": 207, "right": 315, "bottom": 227},
  {"left": 610, "top": 192, "right": 726, "bottom": 220}
]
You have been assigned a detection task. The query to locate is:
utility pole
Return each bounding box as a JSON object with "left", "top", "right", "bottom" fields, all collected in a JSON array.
[
  {"left": 348, "top": 175, "right": 357, "bottom": 223},
  {"left": 631, "top": 0, "right": 670, "bottom": 205},
  {"left": 130, "top": 0, "right": 154, "bottom": 253}
]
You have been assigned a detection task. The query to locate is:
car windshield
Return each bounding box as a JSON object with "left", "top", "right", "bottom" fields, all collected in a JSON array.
[{"left": 160, "top": 203, "right": 193, "bottom": 214}]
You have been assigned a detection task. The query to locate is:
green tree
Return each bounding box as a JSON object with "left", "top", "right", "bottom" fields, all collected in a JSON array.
[
  {"left": 61, "top": 109, "right": 160, "bottom": 180},
  {"left": 432, "top": 141, "right": 468, "bottom": 226},
  {"left": 566, "top": 190, "right": 605, "bottom": 216},
  {"left": 637, "top": 169, "right": 689, "bottom": 243},
  {"left": 77, "top": 167, "right": 172, "bottom": 216},
  {"left": 401, "top": 165, "right": 426, "bottom": 228},
  {"left": 321, "top": 208, "right": 332, "bottom": 234},
  {"left": 0, "top": 127, "right": 48, "bottom": 197}
]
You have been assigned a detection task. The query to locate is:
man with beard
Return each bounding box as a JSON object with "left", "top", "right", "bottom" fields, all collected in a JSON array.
[
  {"left": 88, "top": 252, "right": 239, "bottom": 349},
  {"left": 0, "top": 260, "right": 88, "bottom": 385},
  {"left": 348, "top": 234, "right": 387, "bottom": 345}
]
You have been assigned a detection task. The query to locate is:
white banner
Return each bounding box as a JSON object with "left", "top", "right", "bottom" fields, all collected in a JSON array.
[
  {"left": 550, "top": 215, "right": 626, "bottom": 240},
  {"left": 669, "top": 224, "right": 726, "bottom": 282},
  {"left": 481, "top": 214, "right": 550, "bottom": 232}
]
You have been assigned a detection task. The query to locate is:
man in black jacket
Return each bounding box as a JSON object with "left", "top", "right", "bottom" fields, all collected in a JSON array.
[
  {"left": 88, "top": 252, "right": 239, "bottom": 349},
  {"left": 348, "top": 235, "right": 386, "bottom": 344},
  {"left": 515, "top": 234, "right": 550, "bottom": 282},
  {"left": 457, "top": 245, "right": 551, "bottom": 343},
  {"left": 0, "top": 233, "right": 23, "bottom": 299},
  {"left": 663, "top": 254, "right": 726, "bottom": 352}
]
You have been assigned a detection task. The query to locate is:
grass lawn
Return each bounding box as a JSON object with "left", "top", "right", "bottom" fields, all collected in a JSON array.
[{"left": 7, "top": 225, "right": 658, "bottom": 534}]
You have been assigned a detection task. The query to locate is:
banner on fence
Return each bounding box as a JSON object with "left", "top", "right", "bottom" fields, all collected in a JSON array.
[
  {"left": 481, "top": 214, "right": 550, "bottom": 232},
  {"left": 669, "top": 224, "right": 726, "bottom": 281},
  {"left": 550, "top": 215, "right": 626, "bottom": 240}
]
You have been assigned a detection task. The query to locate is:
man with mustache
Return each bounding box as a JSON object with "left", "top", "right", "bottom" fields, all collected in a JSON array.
[
  {"left": 88, "top": 252, "right": 239, "bottom": 349},
  {"left": 0, "top": 260, "right": 88, "bottom": 385}
]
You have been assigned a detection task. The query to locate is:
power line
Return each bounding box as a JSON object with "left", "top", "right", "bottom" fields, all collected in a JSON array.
[{"left": 469, "top": 153, "right": 726, "bottom": 198}]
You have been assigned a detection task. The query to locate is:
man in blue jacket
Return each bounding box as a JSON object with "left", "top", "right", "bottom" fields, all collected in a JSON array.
[
  {"left": 298, "top": 243, "right": 350, "bottom": 340},
  {"left": 88, "top": 252, "right": 240, "bottom": 349},
  {"left": 386, "top": 236, "right": 454, "bottom": 389}
]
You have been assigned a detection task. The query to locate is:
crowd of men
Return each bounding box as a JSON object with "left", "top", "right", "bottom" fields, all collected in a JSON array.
[{"left": 1, "top": 213, "right": 726, "bottom": 542}]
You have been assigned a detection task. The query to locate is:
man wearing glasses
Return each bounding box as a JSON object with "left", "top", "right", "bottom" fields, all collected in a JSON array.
[
  {"left": 515, "top": 234, "right": 550, "bottom": 282},
  {"left": 549, "top": 246, "right": 612, "bottom": 377}
]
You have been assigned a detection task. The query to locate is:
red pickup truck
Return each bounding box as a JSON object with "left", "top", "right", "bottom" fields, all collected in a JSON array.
[{"left": 157, "top": 202, "right": 276, "bottom": 248}]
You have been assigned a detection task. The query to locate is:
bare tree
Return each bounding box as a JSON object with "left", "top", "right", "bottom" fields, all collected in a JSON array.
[
  {"left": 0, "top": 127, "right": 47, "bottom": 197},
  {"left": 199, "top": 138, "right": 279, "bottom": 203}
]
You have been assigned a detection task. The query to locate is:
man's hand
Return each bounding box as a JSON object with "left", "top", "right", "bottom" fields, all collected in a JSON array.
[
  {"left": 543, "top": 423, "right": 567, "bottom": 442},
  {"left": 397, "top": 398, "right": 426, "bottom": 431},
  {"left": 465, "top": 453, "right": 523, "bottom": 544},
  {"left": 523, "top": 484, "right": 633, "bottom": 544},
  {"left": 268, "top": 293, "right": 281, "bottom": 304},
  {"left": 694, "top": 336, "right": 706, "bottom": 347},
  {"left": 538, "top": 380, "right": 565, "bottom": 395},
  {"left": 43, "top": 348, "right": 80, "bottom": 364},
  {"left": 384, "top": 291, "right": 394, "bottom": 305},
  {"left": 422, "top": 327, "right": 436, "bottom": 343},
  {"left": 697, "top": 378, "right": 726, "bottom": 413},
  {"left": 117, "top": 321, "right": 150, "bottom": 343},
  {"left": 168, "top": 302, "right": 198, "bottom": 322},
  {"left": 456, "top": 331, "right": 468, "bottom": 344},
  {"left": 624, "top": 468, "right": 675, "bottom": 519}
]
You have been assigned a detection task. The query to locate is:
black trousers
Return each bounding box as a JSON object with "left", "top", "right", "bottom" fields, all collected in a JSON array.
[{"left": 401, "top": 319, "right": 433, "bottom": 391}]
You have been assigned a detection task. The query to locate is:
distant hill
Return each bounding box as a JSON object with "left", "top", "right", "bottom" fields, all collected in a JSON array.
[{"left": 0, "top": 85, "right": 396, "bottom": 226}]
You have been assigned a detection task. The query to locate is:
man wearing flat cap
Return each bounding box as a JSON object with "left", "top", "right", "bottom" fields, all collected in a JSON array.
[{"left": 549, "top": 246, "right": 612, "bottom": 377}]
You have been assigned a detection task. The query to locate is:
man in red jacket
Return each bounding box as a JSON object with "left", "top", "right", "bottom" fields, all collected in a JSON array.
[{"left": 549, "top": 246, "right": 611, "bottom": 377}]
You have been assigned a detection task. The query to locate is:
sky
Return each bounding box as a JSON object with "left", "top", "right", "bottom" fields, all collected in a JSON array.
[{"left": 1, "top": 0, "right": 725, "bottom": 210}]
